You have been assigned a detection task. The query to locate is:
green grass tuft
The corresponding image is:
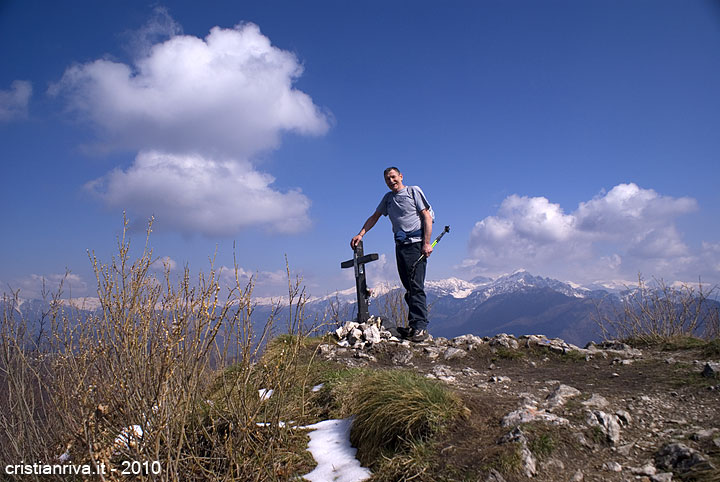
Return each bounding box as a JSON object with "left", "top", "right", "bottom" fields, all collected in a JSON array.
[
  {"left": 702, "top": 338, "right": 720, "bottom": 358},
  {"left": 484, "top": 443, "right": 524, "bottom": 475},
  {"left": 493, "top": 347, "right": 526, "bottom": 360},
  {"left": 528, "top": 431, "right": 556, "bottom": 459},
  {"left": 349, "top": 370, "right": 467, "bottom": 462}
]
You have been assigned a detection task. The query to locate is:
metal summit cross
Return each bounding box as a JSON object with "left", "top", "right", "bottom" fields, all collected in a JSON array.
[{"left": 340, "top": 240, "right": 379, "bottom": 323}]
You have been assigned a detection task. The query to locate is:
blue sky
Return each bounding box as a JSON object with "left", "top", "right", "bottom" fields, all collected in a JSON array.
[{"left": 1, "top": 0, "right": 719, "bottom": 299}]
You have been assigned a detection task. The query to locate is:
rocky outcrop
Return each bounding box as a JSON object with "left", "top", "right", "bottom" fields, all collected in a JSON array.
[{"left": 322, "top": 322, "right": 720, "bottom": 480}]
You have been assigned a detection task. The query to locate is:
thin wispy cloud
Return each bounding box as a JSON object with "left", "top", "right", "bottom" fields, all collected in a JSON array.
[
  {"left": 5, "top": 273, "right": 88, "bottom": 300},
  {"left": 0, "top": 80, "right": 32, "bottom": 122},
  {"left": 151, "top": 256, "right": 178, "bottom": 272},
  {"left": 122, "top": 6, "right": 183, "bottom": 58},
  {"left": 340, "top": 253, "right": 398, "bottom": 288},
  {"left": 217, "top": 264, "right": 291, "bottom": 298},
  {"left": 464, "top": 183, "right": 712, "bottom": 283},
  {"left": 51, "top": 19, "right": 329, "bottom": 236}
]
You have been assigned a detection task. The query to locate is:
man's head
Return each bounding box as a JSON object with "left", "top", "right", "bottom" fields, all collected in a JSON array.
[{"left": 384, "top": 167, "right": 404, "bottom": 193}]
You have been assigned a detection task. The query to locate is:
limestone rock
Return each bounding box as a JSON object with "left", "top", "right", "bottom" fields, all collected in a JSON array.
[
  {"left": 702, "top": 362, "right": 720, "bottom": 378},
  {"left": 498, "top": 427, "right": 536, "bottom": 478},
  {"left": 629, "top": 463, "right": 657, "bottom": 476},
  {"left": 489, "top": 375, "right": 511, "bottom": 383},
  {"left": 545, "top": 384, "right": 581, "bottom": 409},
  {"left": 690, "top": 428, "right": 718, "bottom": 440},
  {"left": 586, "top": 340, "right": 643, "bottom": 358},
  {"left": 443, "top": 347, "right": 467, "bottom": 361},
  {"left": 362, "top": 324, "right": 381, "bottom": 344},
  {"left": 502, "top": 401, "right": 571, "bottom": 427},
  {"left": 490, "top": 333, "right": 519, "bottom": 349},
  {"left": 650, "top": 473, "right": 673, "bottom": 482},
  {"left": 423, "top": 346, "right": 441, "bottom": 360},
  {"left": 485, "top": 469, "right": 507, "bottom": 482},
  {"left": 582, "top": 393, "right": 609, "bottom": 409},
  {"left": 335, "top": 321, "right": 359, "bottom": 339},
  {"left": 615, "top": 409, "right": 632, "bottom": 427},
  {"left": 451, "top": 334, "right": 485, "bottom": 350},
  {"left": 586, "top": 410, "right": 621, "bottom": 445},
  {"left": 348, "top": 328, "right": 363, "bottom": 345},
  {"left": 655, "top": 442, "right": 714, "bottom": 473},
  {"left": 391, "top": 349, "right": 413, "bottom": 366},
  {"left": 429, "top": 365, "right": 457, "bottom": 383}
]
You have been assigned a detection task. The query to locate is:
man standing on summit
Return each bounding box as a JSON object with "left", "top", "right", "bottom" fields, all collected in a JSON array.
[{"left": 351, "top": 167, "right": 433, "bottom": 342}]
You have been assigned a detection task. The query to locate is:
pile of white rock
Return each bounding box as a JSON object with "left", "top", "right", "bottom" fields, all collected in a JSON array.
[
  {"left": 334, "top": 316, "right": 401, "bottom": 349},
  {"left": 333, "top": 322, "right": 647, "bottom": 364}
]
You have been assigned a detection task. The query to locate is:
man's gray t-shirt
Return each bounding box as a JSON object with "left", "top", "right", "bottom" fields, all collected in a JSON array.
[{"left": 376, "top": 186, "right": 431, "bottom": 243}]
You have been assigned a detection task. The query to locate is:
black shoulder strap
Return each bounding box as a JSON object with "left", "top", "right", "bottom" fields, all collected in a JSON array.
[{"left": 409, "top": 186, "right": 420, "bottom": 211}]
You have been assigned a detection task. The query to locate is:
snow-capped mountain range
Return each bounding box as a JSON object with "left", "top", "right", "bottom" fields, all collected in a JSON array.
[
  {"left": 316, "top": 269, "right": 626, "bottom": 305},
  {"left": 0, "top": 270, "right": 672, "bottom": 347},
  {"left": 296, "top": 269, "right": 640, "bottom": 346}
]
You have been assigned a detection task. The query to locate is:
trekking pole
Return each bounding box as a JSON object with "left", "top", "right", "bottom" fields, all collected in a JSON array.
[{"left": 411, "top": 225, "right": 450, "bottom": 272}]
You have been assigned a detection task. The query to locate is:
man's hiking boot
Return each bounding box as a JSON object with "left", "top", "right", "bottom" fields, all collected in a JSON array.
[
  {"left": 408, "top": 329, "right": 429, "bottom": 343},
  {"left": 397, "top": 326, "right": 430, "bottom": 342},
  {"left": 397, "top": 326, "right": 412, "bottom": 339}
]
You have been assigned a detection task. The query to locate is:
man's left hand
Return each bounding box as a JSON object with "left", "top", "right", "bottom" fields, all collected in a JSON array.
[{"left": 422, "top": 243, "right": 433, "bottom": 258}]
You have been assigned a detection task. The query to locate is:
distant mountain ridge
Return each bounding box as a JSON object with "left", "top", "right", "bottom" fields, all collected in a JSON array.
[
  {"left": 9, "top": 270, "right": 712, "bottom": 348},
  {"left": 292, "top": 270, "right": 623, "bottom": 346}
]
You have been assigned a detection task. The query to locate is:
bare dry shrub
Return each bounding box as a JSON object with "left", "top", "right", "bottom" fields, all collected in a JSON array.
[
  {"left": 380, "top": 288, "right": 408, "bottom": 328},
  {"left": 595, "top": 274, "right": 720, "bottom": 344},
  {"left": 0, "top": 216, "right": 319, "bottom": 481},
  {"left": 325, "top": 292, "right": 352, "bottom": 329}
]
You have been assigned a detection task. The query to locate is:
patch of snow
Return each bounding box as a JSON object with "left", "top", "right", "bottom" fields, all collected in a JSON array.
[
  {"left": 258, "top": 388, "right": 274, "bottom": 401},
  {"left": 450, "top": 289, "right": 473, "bottom": 299},
  {"left": 366, "top": 281, "right": 399, "bottom": 298},
  {"left": 62, "top": 297, "right": 102, "bottom": 310},
  {"left": 587, "top": 279, "right": 638, "bottom": 292},
  {"left": 114, "top": 425, "right": 143, "bottom": 450},
  {"left": 253, "top": 296, "right": 289, "bottom": 306},
  {"left": 302, "top": 418, "right": 372, "bottom": 482},
  {"left": 425, "top": 277, "right": 478, "bottom": 298},
  {"left": 319, "top": 282, "right": 400, "bottom": 303},
  {"left": 257, "top": 421, "right": 294, "bottom": 428}
]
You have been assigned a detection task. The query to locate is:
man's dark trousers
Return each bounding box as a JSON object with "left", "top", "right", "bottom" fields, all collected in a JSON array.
[{"left": 395, "top": 241, "right": 428, "bottom": 331}]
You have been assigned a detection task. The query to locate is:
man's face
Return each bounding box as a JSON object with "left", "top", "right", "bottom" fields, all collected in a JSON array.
[{"left": 384, "top": 169, "right": 404, "bottom": 192}]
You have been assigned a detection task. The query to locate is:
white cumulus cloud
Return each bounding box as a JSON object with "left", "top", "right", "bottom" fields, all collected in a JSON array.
[
  {"left": 0, "top": 80, "right": 32, "bottom": 122},
  {"left": 465, "top": 183, "right": 711, "bottom": 283},
  {"left": 86, "top": 151, "right": 311, "bottom": 235},
  {"left": 51, "top": 22, "right": 329, "bottom": 158},
  {"left": 52, "top": 19, "right": 329, "bottom": 236}
]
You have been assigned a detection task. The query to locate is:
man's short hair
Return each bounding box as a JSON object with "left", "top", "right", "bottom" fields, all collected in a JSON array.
[{"left": 384, "top": 166, "right": 401, "bottom": 176}]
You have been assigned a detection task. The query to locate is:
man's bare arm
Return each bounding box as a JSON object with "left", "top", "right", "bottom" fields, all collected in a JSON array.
[
  {"left": 351, "top": 211, "right": 382, "bottom": 249},
  {"left": 421, "top": 209, "right": 433, "bottom": 257}
]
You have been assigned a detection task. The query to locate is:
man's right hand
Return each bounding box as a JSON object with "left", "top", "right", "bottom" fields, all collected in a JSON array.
[{"left": 351, "top": 234, "right": 363, "bottom": 249}]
